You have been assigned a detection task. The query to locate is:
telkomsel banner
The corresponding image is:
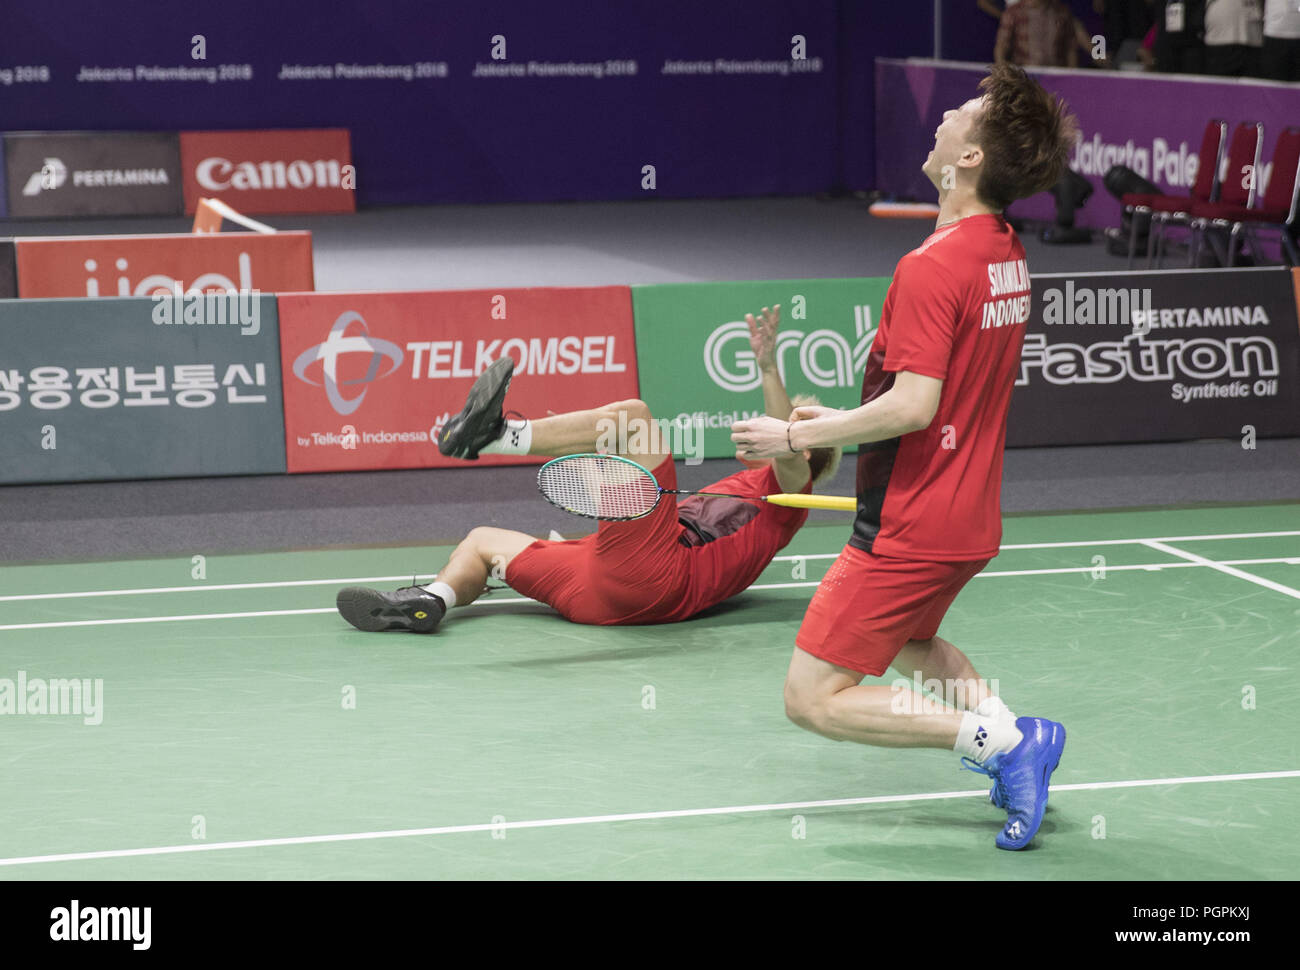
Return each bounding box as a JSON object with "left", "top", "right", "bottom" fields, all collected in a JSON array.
[
  {"left": 1007, "top": 268, "right": 1300, "bottom": 446},
  {"left": 0, "top": 295, "right": 286, "bottom": 484},
  {"left": 179, "top": 129, "right": 355, "bottom": 214},
  {"left": 631, "top": 278, "right": 890, "bottom": 458},
  {"left": 278, "top": 287, "right": 639, "bottom": 473},
  {"left": 2, "top": 131, "right": 182, "bottom": 218},
  {"left": 14, "top": 231, "right": 314, "bottom": 298}
]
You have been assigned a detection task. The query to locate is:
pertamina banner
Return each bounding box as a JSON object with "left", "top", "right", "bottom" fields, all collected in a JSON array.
[
  {"left": 1007, "top": 267, "right": 1300, "bottom": 446},
  {"left": 2, "top": 131, "right": 182, "bottom": 218},
  {"left": 179, "top": 129, "right": 355, "bottom": 214},
  {"left": 0, "top": 295, "right": 286, "bottom": 484},
  {"left": 631, "top": 278, "right": 891, "bottom": 458},
  {"left": 13, "top": 231, "right": 315, "bottom": 297},
  {"left": 278, "top": 286, "right": 639, "bottom": 473}
]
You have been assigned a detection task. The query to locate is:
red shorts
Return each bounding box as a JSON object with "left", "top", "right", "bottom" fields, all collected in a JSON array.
[
  {"left": 795, "top": 544, "right": 990, "bottom": 677},
  {"left": 505, "top": 455, "right": 690, "bottom": 625}
]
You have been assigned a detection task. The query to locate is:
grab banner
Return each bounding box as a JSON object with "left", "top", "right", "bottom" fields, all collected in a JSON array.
[
  {"left": 631, "top": 278, "right": 890, "bottom": 458},
  {"left": 277, "top": 286, "right": 639, "bottom": 473},
  {"left": 13, "top": 231, "right": 315, "bottom": 297},
  {"left": 179, "top": 129, "right": 355, "bottom": 214}
]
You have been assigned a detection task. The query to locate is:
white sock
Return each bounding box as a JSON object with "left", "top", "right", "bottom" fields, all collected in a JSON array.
[
  {"left": 975, "top": 695, "right": 1018, "bottom": 724},
  {"left": 479, "top": 418, "right": 532, "bottom": 456},
  {"left": 954, "top": 711, "right": 1023, "bottom": 763},
  {"left": 420, "top": 581, "right": 457, "bottom": 609}
]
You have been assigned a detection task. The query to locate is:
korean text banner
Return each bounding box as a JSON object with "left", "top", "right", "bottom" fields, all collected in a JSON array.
[{"left": 0, "top": 294, "right": 286, "bottom": 483}]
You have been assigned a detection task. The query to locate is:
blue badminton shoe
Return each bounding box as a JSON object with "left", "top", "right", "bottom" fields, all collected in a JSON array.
[
  {"left": 962, "top": 716, "right": 1065, "bottom": 850},
  {"left": 437, "top": 355, "right": 514, "bottom": 459},
  {"left": 965, "top": 716, "right": 1066, "bottom": 810}
]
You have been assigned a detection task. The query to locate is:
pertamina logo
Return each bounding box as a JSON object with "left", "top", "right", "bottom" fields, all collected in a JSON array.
[
  {"left": 22, "top": 156, "right": 168, "bottom": 196},
  {"left": 292, "top": 311, "right": 404, "bottom": 416},
  {"left": 705, "top": 304, "right": 876, "bottom": 392}
]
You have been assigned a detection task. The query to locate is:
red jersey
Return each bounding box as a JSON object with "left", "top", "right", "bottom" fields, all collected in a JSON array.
[
  {"left": 506, "top": 459, "right": 808, "bottom": 625},
  {"left": 850, "top": 213, "right": 1030, "bottom": 561}
]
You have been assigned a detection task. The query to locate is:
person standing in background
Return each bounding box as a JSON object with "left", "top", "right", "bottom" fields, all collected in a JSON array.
[
  {"left": 995, "top": 0, "right": 1080, "bottom": 66},
  {"left": 1261, "top": 0, "right": 1300, "bottom": 79},
  {"left": 1202, "top": 0, "right": 1265, "bottom": 76}
]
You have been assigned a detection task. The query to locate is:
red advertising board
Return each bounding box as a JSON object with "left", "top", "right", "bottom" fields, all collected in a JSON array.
[
  {"left": 14, "top": 232, "right": 315, "bottom": 297},
  {"left": 179, "top": 129, "right": 355, "bottom": 214},
  {"left": 277, "top": 287, "right": 639, "bottom": 473}
]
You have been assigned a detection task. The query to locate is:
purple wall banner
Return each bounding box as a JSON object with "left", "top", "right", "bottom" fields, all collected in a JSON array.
[
  {"left": 0, "top": 1, "right": 853, "bottom": 207},
  {"left": 876, "top": 58, "right": 1300, "bottom": 229}
]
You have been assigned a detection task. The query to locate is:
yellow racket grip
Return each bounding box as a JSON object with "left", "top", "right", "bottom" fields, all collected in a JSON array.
[{"left": 763, "top": 494, "right": 857, "bottom": 511}]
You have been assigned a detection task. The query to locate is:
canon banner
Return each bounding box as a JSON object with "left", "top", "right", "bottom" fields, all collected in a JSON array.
[
  {"left": 1006, "top": 268, "right": 1300, "bottom": 446},
  {"left": 0, "top": 295, "right": 286, "bottom": 484},
  {"left": 631, "top": 278, "right": 890, "bottom": 458},
  {"left": 13, "top": 231, "right": 314, "bottom": 298},
  {"left": 179, "top": 129, "right": 355, "bottom": 214},
  {"left": 1, "top": 131, "right": 182, "bottom": 218},
  {"left": 277, "top": 287, "right": 639, "bottom": 473}
]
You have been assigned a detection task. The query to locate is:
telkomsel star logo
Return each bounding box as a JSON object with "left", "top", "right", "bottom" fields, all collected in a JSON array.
[
  {"left": 21, "top": 157, "right": 67, "bottom": 196},
  {"left": 292, "top": 311, "right": 404, "bottom": 415}
]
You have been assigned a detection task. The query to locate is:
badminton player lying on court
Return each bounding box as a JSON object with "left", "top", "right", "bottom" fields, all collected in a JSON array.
[
  {"left": 336, "top": 304, "right": 842, "bottom": 631},
  {"left": 731, "top": 65, "right": 1076, "bottom": 850}
]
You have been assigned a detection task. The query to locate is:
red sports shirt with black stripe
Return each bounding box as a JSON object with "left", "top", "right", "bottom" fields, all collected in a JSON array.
[{"left": 851, "top": 213, "right": 1030, "bottom": 561}]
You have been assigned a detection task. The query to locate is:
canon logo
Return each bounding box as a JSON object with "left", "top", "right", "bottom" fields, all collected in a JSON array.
[{"left": 196, "top": 157, "right": 355, "bottom": 191}]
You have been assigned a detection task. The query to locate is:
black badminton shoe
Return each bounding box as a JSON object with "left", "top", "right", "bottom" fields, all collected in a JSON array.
[
  {"left": 437, "top": 355, "right": 514, "bottom": 459},
  {"left": 336, "top": 585, "right": 446, "bottom": 633}
]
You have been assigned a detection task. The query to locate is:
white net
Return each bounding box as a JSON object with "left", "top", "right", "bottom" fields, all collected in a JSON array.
[{"left": 537, "top": 455, "right": 662, "bottom": 520}]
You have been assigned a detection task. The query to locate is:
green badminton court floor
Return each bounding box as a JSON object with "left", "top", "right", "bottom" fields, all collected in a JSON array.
[{"left": 0, "top": 503, "right": 1297, "bottom": 880}]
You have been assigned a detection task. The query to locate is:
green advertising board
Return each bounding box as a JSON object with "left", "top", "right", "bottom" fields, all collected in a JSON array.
[{"left": 631, "top": 277, "right": 892, "bottom": 458}]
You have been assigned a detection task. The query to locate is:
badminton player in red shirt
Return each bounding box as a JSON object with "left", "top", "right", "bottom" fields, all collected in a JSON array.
[
  {"left": 336, "top": 305, "right": 841, "bottom": 630},
  {"left": 732, "top": 64, "right": 1077, "bottom": 850}
]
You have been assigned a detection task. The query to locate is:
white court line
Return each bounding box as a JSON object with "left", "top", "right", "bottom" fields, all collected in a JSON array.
[
  {"left": 1, "top": 768, "right": 1295, "bottom": 869},
  {"left": 1141, "top": 540, "right": 1300, "bottom": 601},
  {"left": 3, "top": 558, "right": 1298, "bottom": 631},
  {"left": 3, "top": 526, "right": 1297, "bottom": 604},
  {"left": 771, "top": 529, "right": 1300, "bottom": 560}
]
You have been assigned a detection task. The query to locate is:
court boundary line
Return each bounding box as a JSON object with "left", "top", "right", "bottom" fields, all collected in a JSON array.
[
  {"left": 0, "top": 526, "right": 1295, "bottom": 605},
  {"left": 1, "top": 768, "right": 1296, "bottom": 869},
  {"left": 2, "top": 555, "right": 1298, "bottom": 630},
  {"left": 1141, "top": 539, "right": 1300, "bottom": 601}
]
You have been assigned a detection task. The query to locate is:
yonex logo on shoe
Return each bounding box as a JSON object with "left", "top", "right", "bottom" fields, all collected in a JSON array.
[{"left": 1006, "top": 820, "right": 1023, "bottom": 839}]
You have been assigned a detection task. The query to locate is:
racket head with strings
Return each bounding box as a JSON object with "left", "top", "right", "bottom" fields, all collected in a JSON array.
[{"left": 536, "top": 453, "right": 664, "bottom": 521}]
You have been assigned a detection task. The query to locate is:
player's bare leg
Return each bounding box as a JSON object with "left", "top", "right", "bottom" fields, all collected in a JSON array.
[
  {"left": 783, "top": 646, "right": 965, "bottom": 748},
  {"left": 890, "top": 636, "right": 1012, "bottom": 717}
]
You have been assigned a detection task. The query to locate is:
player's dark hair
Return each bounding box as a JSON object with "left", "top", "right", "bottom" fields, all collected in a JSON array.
[
  {"left": 790, "top": 394, "right": 843, "bottom": 486},
  {"left": 970, "top": 63, "right": 1079, "bottom": 211}
]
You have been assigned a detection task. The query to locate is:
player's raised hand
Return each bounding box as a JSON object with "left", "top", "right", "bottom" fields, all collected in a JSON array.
[{"left": 745, "top": 304, "right": 781, "bottom": 372}]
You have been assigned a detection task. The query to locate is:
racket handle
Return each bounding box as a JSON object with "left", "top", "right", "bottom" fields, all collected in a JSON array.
[{"left": 763, "top": 494, "right": 857, "bottom": 512}]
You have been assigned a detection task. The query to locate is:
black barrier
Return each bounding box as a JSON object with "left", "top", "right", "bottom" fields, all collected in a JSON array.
[
  {"left": 0, "top": 294, "right": 286, "bottom": 483},
  {"left": 0, "top": 241, "right": 15, "bottom": 300},
  {"left": 1007, "top": 268, "right": 1300, "bottom": 447},
  {"left": 2, "top": 131, "right": 183, "bottom": 219}
]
